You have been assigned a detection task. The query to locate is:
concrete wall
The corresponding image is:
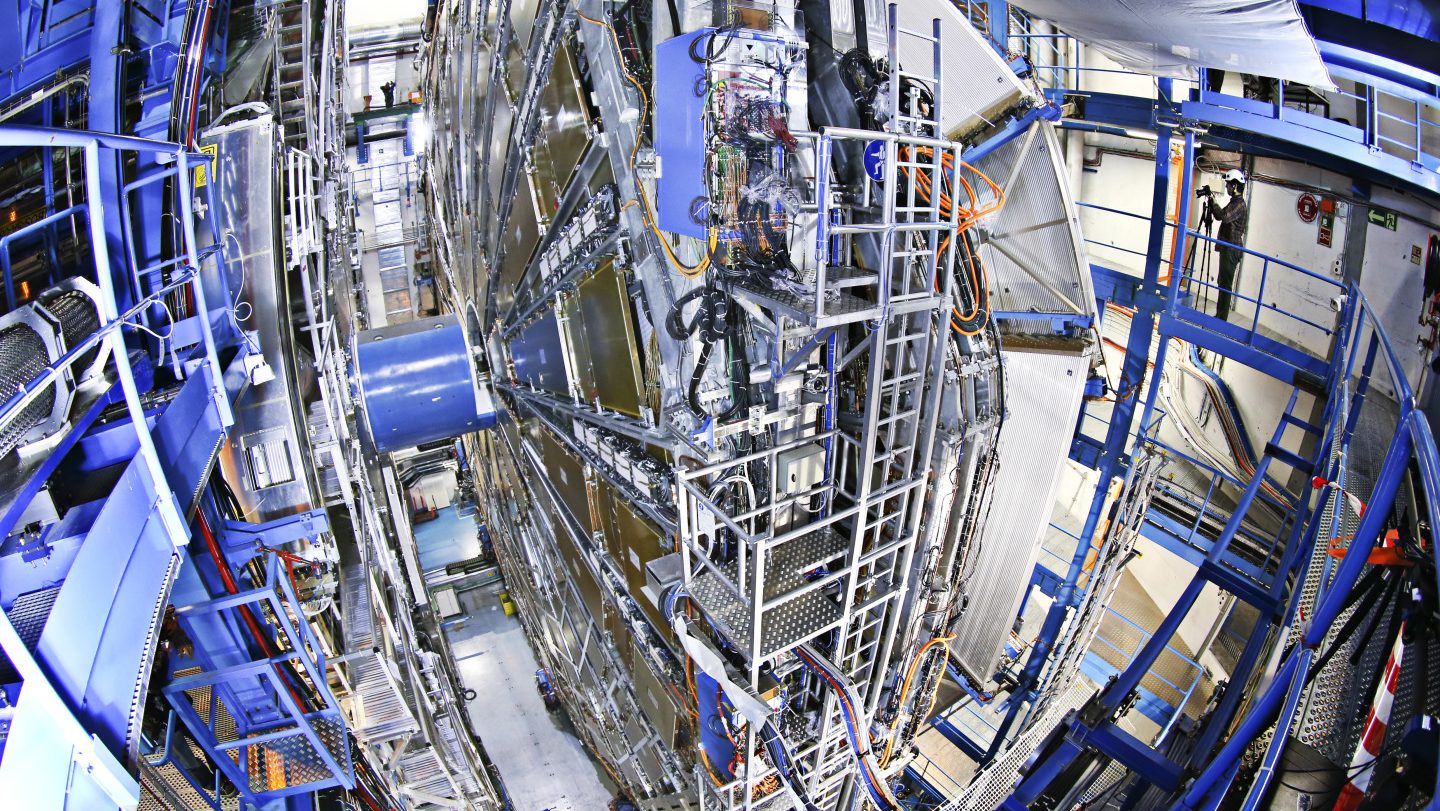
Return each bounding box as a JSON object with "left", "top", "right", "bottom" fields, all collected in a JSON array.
[{"left": 1127, "top": 538, "right": 1231, "bottom": 676}]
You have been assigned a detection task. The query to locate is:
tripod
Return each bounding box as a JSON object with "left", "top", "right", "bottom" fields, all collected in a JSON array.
[{"left": 1185, "top": 202, "right": 1216, "bottom": 314}]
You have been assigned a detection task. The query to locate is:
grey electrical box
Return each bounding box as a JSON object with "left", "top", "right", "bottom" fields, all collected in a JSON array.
[{"left": 777, "top": 443, "right": 826, "bottom": 495}]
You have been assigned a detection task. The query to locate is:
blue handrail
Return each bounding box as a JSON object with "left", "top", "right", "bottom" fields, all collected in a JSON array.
[
  {"left": 0, "top": 123, "right": 229, "bottom": 808},
  {"left": 1183, "top": 288, "right": 1440, "bottom": 808}
]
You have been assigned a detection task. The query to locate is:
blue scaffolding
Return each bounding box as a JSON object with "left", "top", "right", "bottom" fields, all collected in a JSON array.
[{"left": 989, "top": 73, "right": 1440, "bottom": 810}]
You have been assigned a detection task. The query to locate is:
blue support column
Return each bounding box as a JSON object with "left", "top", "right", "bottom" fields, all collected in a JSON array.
[
  {"left": 986, "top": 1, "right": 1009, "bottom": 54},
  {"left": 991, "top": 81, "right": 1179, "bottom": 759}
]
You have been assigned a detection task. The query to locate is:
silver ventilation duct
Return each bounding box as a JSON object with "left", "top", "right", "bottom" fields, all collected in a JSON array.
[{"left": 0, "top": 277, "right": 107, "bottom": 457}]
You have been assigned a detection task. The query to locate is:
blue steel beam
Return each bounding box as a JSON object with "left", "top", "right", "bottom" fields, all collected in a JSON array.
[
  {"left": 990, "top": 80, "right": 1182, "bottom": 758},
  {"left": 986, "top": 1, "right": 1008, "bottom": 55},
  {"left": 1058, "top": 86, "right": 1440, "bottom": 198}
]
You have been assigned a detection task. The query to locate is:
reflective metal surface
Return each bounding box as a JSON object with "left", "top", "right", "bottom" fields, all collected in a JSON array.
[{"left": 202, "top": 114, "right": 319, "bottom": 523}]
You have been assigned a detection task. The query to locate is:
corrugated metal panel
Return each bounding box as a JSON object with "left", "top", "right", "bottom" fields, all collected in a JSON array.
[
  {"left": 894, "top": 0, "right": 1037, "bottom": 141},
  {"left": 950, "top": 345, "right": 1090, "bottom": 684},
  {"left": 974, "top": 120, "right": 1096, "bottom": 320}
]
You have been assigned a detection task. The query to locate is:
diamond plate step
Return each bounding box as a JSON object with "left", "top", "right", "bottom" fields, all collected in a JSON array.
[{"left": 690, "top": 527, "right": 848, "bottom": 659}]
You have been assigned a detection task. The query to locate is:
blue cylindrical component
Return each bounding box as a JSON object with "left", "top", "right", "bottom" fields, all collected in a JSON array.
[{"left": 355, "top": 314, "right": 496, "bottom": 453}]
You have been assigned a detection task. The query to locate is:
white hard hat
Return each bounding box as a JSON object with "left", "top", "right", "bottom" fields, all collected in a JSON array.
[{"left": 1223, "top": 169, "right": 1246, "bottom": 185}]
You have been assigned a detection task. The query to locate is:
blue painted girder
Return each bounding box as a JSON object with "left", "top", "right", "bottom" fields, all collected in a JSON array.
[{"left": 28, "top": 358, "right": 231, "bottom": 757}]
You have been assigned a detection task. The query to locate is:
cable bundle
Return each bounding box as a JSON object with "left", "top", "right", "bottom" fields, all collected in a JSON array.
[
  {"left": 795, "top": 645, "right": 901, "bottom": 810},
  {"left": 897, "top": 146, "right": 1005, "bottom": 336}
]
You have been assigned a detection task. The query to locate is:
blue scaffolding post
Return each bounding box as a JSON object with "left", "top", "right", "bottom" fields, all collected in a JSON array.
[{"left": 988, "top": 80, "right": 1183, "bottom": 757}]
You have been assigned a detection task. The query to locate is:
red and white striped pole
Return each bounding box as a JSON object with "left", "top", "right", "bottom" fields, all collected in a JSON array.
[{"left": 1334, "top": 621, "right": 1406, "bottom": 811}]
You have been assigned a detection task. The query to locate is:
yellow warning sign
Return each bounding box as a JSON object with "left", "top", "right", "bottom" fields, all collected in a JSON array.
[{"left": 194, "top": 143, "right": 219, "bottom": 188}]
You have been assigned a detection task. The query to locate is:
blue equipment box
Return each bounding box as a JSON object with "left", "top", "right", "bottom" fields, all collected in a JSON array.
[{"left": 654, "top": 28, "right": 714, "bottom": 239}]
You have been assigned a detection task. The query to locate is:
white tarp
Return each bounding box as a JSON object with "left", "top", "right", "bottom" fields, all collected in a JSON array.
[{"left": 1011, "top": 0, "right": 1336, "bottom": 90}]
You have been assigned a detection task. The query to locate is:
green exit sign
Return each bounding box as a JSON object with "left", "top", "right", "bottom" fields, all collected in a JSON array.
[{"left": 1368, "top": 207, "right": 1398, "bottom": 230}]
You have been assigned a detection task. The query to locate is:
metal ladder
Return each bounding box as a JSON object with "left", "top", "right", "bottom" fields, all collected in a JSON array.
[
  {"left": 271, "top": 0, "right": 313, "bottom": 147},
  {"left": 801, "top": 8, "right": 961, "bottom": 806}
]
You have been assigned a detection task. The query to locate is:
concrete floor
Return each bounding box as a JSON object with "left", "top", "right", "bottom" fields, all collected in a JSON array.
[{"left": 444, "top": 584, "right": 614, "bottom": 811}]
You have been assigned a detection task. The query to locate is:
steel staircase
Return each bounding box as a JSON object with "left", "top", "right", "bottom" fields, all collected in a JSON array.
[{"left": 339, "top": 564, "right": 420, "bottom": 744}]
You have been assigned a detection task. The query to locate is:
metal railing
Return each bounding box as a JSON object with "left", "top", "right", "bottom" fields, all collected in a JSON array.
[
  {"left": 976, "top": 1, "right": 1440, "bottom": 178},
  {"left": 164, "top": 554, "right": 355, "bottom": 800},
  {"left": 990, "top": 4, "right": 1440, "bottom": 181},
  {"left": 0, "top": 123, "right": 230, "bottom": 806},
  {"left": 1142, "top": 434, "right": 1296, "bottom": 577},
  {"left": 1197, "top": 69, "right": 1440, "bottom": 173},
  {"left": 1183, "top": 286, "right": 1440, "bottom": 808},
  {"left": 1089, "top": 605, "right": 1206, "bottom": 743},
  {"left": 1077, "top": 199, "right": 1346, "bottom": 352}
]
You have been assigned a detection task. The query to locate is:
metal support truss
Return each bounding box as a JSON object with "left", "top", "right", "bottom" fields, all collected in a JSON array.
[
  {"left": 0, "top": 124, "right": 240, "bottom": 806},
  {"left": 984, "top": 68, "right": 1440, "bottom": 809}
]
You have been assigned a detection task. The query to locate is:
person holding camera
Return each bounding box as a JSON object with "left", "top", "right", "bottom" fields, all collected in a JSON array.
[{"left": 1196, "top": 169, "right": 1249, "bottom": 321}]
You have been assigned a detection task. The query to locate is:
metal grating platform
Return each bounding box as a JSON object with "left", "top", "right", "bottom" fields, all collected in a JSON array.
[
  {"left": 243, "top": 716, "right": 350, "bottom": 794},
  {"left": 731, "top": 278, "right": 880, "bottom": 328},
  {"left": 690, "top": 528, "right": 847, "bottom": 659},
  {"left": 0, "top": 586, "right": 60, "bottom": 684},
  {"left": 691, "top": 570, "right": 842, "bottom": 660},
  {"left": 733, "top": 527, "right": 850, "bottom": 599},
  {"left": 825, "top": 265, "right": 880, "bottom": 289}
]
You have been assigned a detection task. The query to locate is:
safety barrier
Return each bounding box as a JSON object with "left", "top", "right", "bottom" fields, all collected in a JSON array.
[{"left": 0, "top": 124, "right": 232, "bottom": 806}]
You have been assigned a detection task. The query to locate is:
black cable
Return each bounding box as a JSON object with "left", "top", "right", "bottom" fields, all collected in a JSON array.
[
  {"left": 1274, "top": 755, "right": 1383, "bottom": 798},
  {"left": 718, "top": 312, "right": 749, "bottom": 422},
  {"left": 1350, "top": 576, "right": 1403, "bottom": 669},
  {"left": 688, "top": 341, "right": 714, "bottom": 415},
  {"left": 666, "top": 285, "right": 707, "bottom": 341},
  {"left": 1355, "top": 590, "right": 1406, "bottom": 721},
  {"left": 950, "top": 229, "right": 989, "bottom": 334},
  {"left": 1306, "top": 567, "right": 1388, "bottom": 685}
]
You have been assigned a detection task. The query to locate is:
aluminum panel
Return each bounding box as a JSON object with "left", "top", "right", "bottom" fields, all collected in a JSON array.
[
  {"left": 201, "top": 116, "right": 318, "bottom": 522},
  {"left": 498, "top": 173, "right": 543, "bottom": 306},
  {"left": 604, "top": 492, "right": 668, "bottom": 628},
  {"left": 950, "top": 344, "right": 1090, "bottom": 685},
  {"left": 974, "top": 121, "right": 1097, "bottom": 322},
  {"left": 539, "top": 427, "right": 593, "bottom": 537},
  {"left": 532, "top": 43, "right": 593, "bottom": 212},
  {"left": 510, "top": 311, "right": 570, "bottom": 395},
  {"left": 894, "top": 0, "right": 1035, "bottom": 141},
  {"left": 574, "top": 261, "right": 645, "bottom": 417}
]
